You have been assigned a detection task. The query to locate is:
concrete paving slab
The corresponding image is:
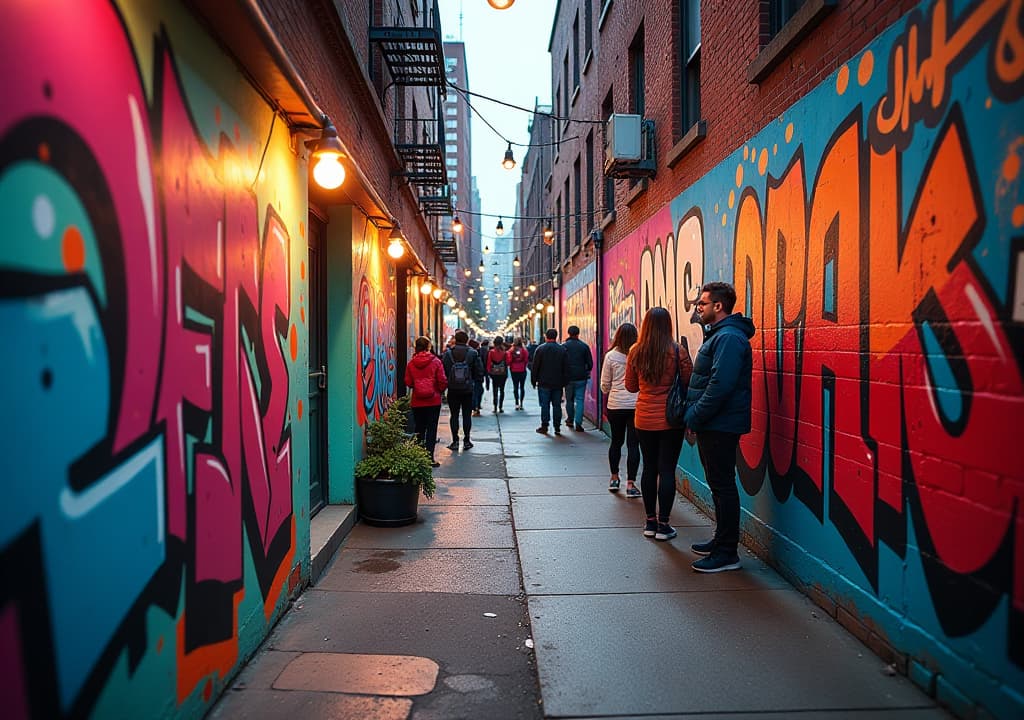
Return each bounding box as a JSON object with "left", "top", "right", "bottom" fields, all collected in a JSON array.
[
  {"left": 345, "top": 505, "right": 514, "bottom": 549},
  {"left": 433, "top": 447, "right": 507, "bottom": 478},
  {"left": 517, "top": 527, "right": 786, "bottom": 594},
  {"left": 529, "top": 591, "right": 942, "bottom": 717},
  {"left": 422, "top": 477, "right": 509, "bottom": 506},
  {"left": 506, "top": 454, "right": 610, "bottom": 478},
  {"left": 230, "top": 648, "right": 299, "bottom": 689},
  {"left": 273, "top": 652, "right": 438, "bottom": 696},
  {"left": 265, "top": 591, "right": 542, "bottom": 719},
  {"left": 512, "top": 493, "right": 651, "bottom": 529},
  {"left": 501, "top": 437, "right": 610, "bottom": 457},
  {"left": 509, "top": 475, "right": 614, "bottom": 496},
  {"left": 209, "top": 687, "right": 412, "bottom": 719},
  {"left": 318, "top": 548, "right": 520, "bottom": 594}
]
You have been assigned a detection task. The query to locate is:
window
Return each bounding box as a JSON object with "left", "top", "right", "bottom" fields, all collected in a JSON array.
[
  {"left": 602, "top": 91, "right": 615, "bottom": 217},
  {"left": 584, "top": 0, "right": 593, "bottom": 57},
  {"left": 563, "top": 52, "right": 570, "bottom": 115},
  {"left": 445, "top": 119, "right": 457, "bottom": 129},
  {"left": 771, "top": 0, "right": 806, "bottom": 36},
  {"left": 555, "top": 195, "right": 562, "bottom": 263},
  {"left": 446, "top": 105, "right": 457, "bottom": 116},
  {"left": 629, "top": 26, "right": 645, "bottom": 116},
  {"left": 680, "top": 0, "right": 701, "bottom": 132},
  {"left": 572, "top": 12, "right": 581, "bottom": 90},
  {"left": 563, "top": 178, "right": 571, "bottom": 258},
  {"left": 585, "top": 132, "right": 594, "bottom": 231},
  {"left": 573, "top": 156, "right": 583, "bottom": 247},
  {"left": 554, "top": 83, "right": 562, "bottom": 144}
]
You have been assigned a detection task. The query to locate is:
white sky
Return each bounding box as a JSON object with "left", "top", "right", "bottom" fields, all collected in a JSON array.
[{"left": 437, "top": 0, "right": 555, "bottom": 233}]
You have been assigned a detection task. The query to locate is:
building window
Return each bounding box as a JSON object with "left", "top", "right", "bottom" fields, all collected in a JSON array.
[
  {"left": 555, "top": 195, "right": 562, "bottom": 263},
  {"left": 563, "top": 178, "right": 571, "bottom": 259},
  {"left": 585, "top": 131, "right": 594, "bottom": 232},
  {"left": 563, "top": 52, "right": 570, "bottom": 115},
  {"left": 445, "top": 119, "right": 457, "bottom": 129},
  {"left": 584, "top": 0, "right": 593, "bottom": 57},
  {"left": 629, "top": 26, "right": 645, "bottom": 117},
  {"left": 573, "top": 156, "right": 582, "bottom": 247},
  {"left": 572, "top": 11, "right": 581, "bottom": 91},
  {"left": 771, "top": 0, "right": 806, "bottom": 36},
  {"left": 680, "top": 0, "right": 700, "bottom": 132},
  {"left": 602, "top": 90, "right": 615, "bottom": 217}
]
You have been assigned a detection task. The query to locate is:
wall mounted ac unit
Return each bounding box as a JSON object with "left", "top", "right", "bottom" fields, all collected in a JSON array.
[{"left": 604, "top": 115, "right": 656, "bottom": 179}]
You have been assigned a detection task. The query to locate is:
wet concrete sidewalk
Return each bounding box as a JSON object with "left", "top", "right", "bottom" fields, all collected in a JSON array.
[{"left": 211, "top": 398, "right": 948, "bottom": 719}]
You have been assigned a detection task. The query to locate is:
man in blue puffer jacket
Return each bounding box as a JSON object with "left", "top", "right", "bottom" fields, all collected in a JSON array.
[{"left": 683, "top": 281, "right": 755, "bottom": 574}]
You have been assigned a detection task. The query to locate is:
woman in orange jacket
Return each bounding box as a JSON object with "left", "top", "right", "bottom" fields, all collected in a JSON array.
[{"left": 624, "top": 307, "right": 693, "bottom": 541}]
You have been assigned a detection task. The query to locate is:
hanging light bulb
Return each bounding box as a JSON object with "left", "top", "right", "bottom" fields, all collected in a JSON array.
[
  {"left": 495, "top": 218, "right": 504, "bottom": 236},
  {"left": 487, "top": 0, "right": 515, "bottom": 9},
  {"left": 478, "top": 261, "right": 485, "bottom": 273},
  {"left": 502, "top": 142, "right": 516, "bottom": 170},
  {"left": 432, "top": 287, "right": 443, "bottom": 300},
  {"left": 464, "top": 267, "right": 472, "bottom": 277},
  {"left": 458, "top": 310, "right": 467, "bottom": 318},
  {"left": 513, "top": 255, "right": 520, "bottom": 267},
  {"left": 420, "top": 279, "right": 433, "bottom": 295},
  {"left": 452, "top": 215, "right": 463, "bottom": 233},
  {"left": 546, "top": 304, "right": 556, "bottom": 314},
  {"left": 493, "top": 273, "right": 500, "bottom": 283},
  {"left": 446, "top": 297, "right": 457, "bottom": 308},
  {"left": 543, "top": 220, "right": 554, "bottom": 245},
  {"left": 529, "top": 283, "right": 536, "bottom": 292},
  {"left": 483, "top": 243, "right": 492, "bottom": 254},
  {"left": 536, "top": 302, "right": 544, "bottom": 310},
  {"left": 311, "top": 119, "right": 346, "bottom": 190},
  {"left": 386, "top": 225, "right": 405, "bottom": 259}
]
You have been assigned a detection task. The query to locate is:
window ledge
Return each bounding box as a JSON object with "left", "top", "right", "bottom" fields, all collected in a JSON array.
[
  {"left": 582, "top": 49, "right": 593, "bottom": 74},
  {"left": 625, "top": 179, "right": 648, "bottom": 207},
  {"left": 667, "top": 119, "right": 707, "bottom": 168},
  {"left": 598, "top": 0, "right": 613, "bottom": 32},
  {"left": 748, "top": 0, "right": 837, "bottom": 84},
  {"left": 545, "top": 173, "right": 553, "bottom": 191},
  {"left": 571, "top": 85, "right": 581, "bottom": 107},
  {"left": 601, "top": 210, "right": 616, "bottom": 230}
]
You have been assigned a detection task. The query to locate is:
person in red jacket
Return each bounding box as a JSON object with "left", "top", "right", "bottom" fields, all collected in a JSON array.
[
  {"left": 507, "top": 337, "right": 530, "bottom": 410},
  {"left": 485, "top": 337, "right": 510, "bottom": 413},
  {"left": 404, "top": 336, "right": 447, "bottom": 467},
  {"left": 624, "top": 307, "right": 693, "bottom": 541}
]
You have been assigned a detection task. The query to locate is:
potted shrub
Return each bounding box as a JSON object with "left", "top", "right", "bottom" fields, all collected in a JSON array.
[{"left": 355, "top": 395, "right": 436, "bottom": 526}]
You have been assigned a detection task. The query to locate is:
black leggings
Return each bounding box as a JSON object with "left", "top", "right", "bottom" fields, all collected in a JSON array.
[
  {"left": 447, "top": 391, "right": 473, "bottom": 439},
  {"left": 510, "top": 371, "right": 527, "bottom": 404},
  {"left": 606, "top": 408, "right": 640, "bottom": 479},
  {"left": 490, "top": 375, "right": 507, "bottom": 408},
  {"left": 412, "top": 404, "right": 441, "bottom": 459},
  {"left": 636, "top": 427, "right": 686, "bottom": 522}
]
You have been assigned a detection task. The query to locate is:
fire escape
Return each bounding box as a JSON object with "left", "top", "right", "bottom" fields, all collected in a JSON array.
[{"left": 369, "top": 1, "right": 457, "bottom": 263}]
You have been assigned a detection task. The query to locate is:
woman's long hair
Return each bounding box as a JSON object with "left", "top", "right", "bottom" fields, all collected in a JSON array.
[
  {"left": 630, "top": 307, "right": 674, "bottom": 382},
  {"left": 609, "top": 322, "right": 638, "bottom": 354}
]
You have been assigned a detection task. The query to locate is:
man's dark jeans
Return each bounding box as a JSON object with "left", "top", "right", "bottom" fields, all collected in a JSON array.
[
  {"left": 696, "top": 430, "right": 741, "bottom": 555},
  {"left": 447, "top": 391, "right": 474, "bottom": 440}
]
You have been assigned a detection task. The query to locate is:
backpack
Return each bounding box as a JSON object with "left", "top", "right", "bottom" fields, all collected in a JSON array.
[
  {"left": 447, "top": 347, "right": 473, "bottom": 392},
  {"left": 412, "top": 374, "right": 436, "bottom": 401},
  {"left": 489, "top": 354, "right": 507, "bottom": 378}
]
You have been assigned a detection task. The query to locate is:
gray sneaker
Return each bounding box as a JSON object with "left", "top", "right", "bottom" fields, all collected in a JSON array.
[{"left": 692, "top": 553, "right": 742, "bottom": 573}]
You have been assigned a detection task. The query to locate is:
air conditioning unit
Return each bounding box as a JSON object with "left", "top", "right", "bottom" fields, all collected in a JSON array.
[{"left": 604, "top": 115, "right": 656, "bottom": 179}]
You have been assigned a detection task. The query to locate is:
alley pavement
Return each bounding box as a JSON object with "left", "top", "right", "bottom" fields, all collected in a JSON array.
[{"left": 211, "top": 397, "right": 949, "bottom": 719}]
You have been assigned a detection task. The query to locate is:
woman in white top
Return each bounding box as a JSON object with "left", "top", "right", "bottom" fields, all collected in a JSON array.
[{"left": 600, "top": 322, "right": 640, "bottom": 496}]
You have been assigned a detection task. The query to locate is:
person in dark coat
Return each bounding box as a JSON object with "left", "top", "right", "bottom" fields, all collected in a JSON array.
[
  {"left": 443, "top": 331, "right": 485, "bottom": 451},
  {"left": 562, "top": 325, "right": 594, "bottom": 431},
  {"left": 530, "top": 328, "right": 567, "bottom": 435},
  {"left": 684, "top": 281, "right": 755, "bottom": 573},
  {"left": 404, "top": 336, "right": 447, "bottom": 466}
]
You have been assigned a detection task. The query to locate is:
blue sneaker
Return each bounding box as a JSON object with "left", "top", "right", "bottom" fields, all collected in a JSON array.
[
  {"left": 624, "top": 484, "right": 641, "bottom": 498},
  {"left": 692, "top": 553, "right": 742, "bottom": 573},
  {"left": 691, "top": 538, "right": 716, "bottom": 556},
  {"left": 654, "top": 523, "right": 677, "bottom": 541},
  {"left": 643, "top": 518, "right": 657, "bottom": 538},
  {"left": 608, "top": 477, "right": 620, "bottom": 492}
]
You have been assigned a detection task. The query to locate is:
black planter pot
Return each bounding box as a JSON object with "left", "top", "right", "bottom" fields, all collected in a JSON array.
[{"left": 356, "top": 476, "right": 420, "bottom": 527}]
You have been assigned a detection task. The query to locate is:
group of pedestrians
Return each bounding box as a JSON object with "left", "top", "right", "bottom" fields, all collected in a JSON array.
[{"left": 401, "top": 280, "right": 754, "bottom": 574}]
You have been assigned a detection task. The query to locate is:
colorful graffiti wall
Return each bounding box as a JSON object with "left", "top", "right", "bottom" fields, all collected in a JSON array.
[
  {"left": 561, "top": 260, "right": 599, "bottom": 420},
  {"left": 354, "top": 220, "right": 397, "bottom": 426},
  {"left": 603, "top": 0, "right": 1023, "bottom": 713},
  {"left": 0, "top": 1, "right": 310, "bottom": 717}
]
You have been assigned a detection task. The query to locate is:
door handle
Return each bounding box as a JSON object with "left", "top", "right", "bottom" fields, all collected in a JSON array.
[{"left": 308, "top": 364, "right": 327, "bottom": 390}]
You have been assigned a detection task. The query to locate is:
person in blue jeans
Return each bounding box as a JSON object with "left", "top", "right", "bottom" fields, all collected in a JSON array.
[
  {"left": 561, "top": 325, "right": 593, "bottom": 431},
  {"left": 684, "top": 281, "right": 755, "bottom": 573},
  {"left": 530, "top": 328, "right": 567, "bottom": 435}
]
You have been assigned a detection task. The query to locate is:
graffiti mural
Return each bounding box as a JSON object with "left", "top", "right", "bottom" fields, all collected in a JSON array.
[
  {"left": 561, "top": 261, "right": 599, "bottom": 419},
  {"left": 0, "top": 1, "right": 305, "bottom": 717},
  {"left": 602, "top": 0, "right": 1023, "bottom": 713},
  {"left": 354, "top": 222, "right": 397, "bottom": 426}
]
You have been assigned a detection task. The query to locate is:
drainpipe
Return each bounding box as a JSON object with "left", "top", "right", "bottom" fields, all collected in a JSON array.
[{"left": 592, "top": 229, "right": 604, "bottom": 423}]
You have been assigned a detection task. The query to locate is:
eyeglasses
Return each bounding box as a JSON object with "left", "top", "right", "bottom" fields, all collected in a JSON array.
[{"left": 696, "top": 300, "right": 713, "bottom": 307}]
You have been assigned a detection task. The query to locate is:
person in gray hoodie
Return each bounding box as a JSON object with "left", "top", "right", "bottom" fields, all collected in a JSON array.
[{"left": 683, "top": 281, "right": 755, "bottom": 573}]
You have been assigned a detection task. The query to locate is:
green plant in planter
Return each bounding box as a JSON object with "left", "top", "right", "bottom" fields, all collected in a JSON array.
[{"left": 354, "top": 395, "right": 436, "bottom": 498}]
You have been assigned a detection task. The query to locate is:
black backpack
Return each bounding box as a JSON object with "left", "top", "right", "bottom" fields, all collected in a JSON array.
[{"left": 447, "top": 346, "right": 473, "bottom": 392}]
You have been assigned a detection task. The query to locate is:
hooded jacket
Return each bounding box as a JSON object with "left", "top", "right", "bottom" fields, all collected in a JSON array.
[
  {"left": 683, "top": 313, "right": 756, "bottom": 434},
  {"left": 404, "top": 350, "right": 447, "bottom": 407}
]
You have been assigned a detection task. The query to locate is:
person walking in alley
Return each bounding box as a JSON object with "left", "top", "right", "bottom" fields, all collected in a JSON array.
[
  {"left": 625, "top": 307, "right": 693, "bottom": 541},
  {"left": 508, "top": 337, "right": 530, "bottom": 410},
  {"left": 531, "top": 328, "right": 567, "bottom": 435},
  {"left": 468, "top": 338, "right": 485, "bottom": 416},
  {"left": 684, "top": 282, "right": 755, "bottom": 572},
  {"left": 404, "top": 336, "right": 446, "bottom": 467},
  {"left": 600, "top": 322, "right": 641, "bottom": 497},
  {"left": 486, "top": 336, "right": 509, "bottom": 412},
  {"left": 562, "top": 325, "right": 593, "bottom": 431},
  {"left": 443, "top": 330, "right": 484, "bottom": 451}
]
